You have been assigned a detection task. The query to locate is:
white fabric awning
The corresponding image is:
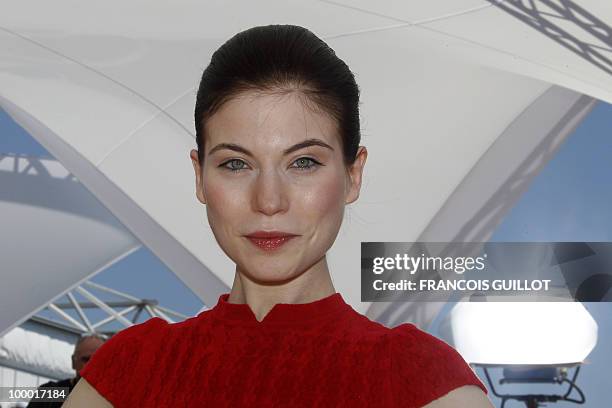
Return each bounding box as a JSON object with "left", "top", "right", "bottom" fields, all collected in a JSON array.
[
  {"left": 1, "top": 1, "right": 610, "bottom": 332},
  {"left": 0, "top": 155, "right": 140, "bottom": 337},
  {"left": 0, "top": 325, "right": 75, "bottom": 380}
]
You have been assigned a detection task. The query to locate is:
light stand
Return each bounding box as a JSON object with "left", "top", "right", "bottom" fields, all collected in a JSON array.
[{"left": 474, "top": 363, "right": 585, "bottom": 408}]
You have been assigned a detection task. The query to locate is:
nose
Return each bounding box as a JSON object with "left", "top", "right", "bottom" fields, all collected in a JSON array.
[{"left": 253, "top": 168, "right": 288, "bottom": 216}]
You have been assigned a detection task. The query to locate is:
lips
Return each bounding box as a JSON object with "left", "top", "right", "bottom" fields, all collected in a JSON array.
[
  {"left": 246, "top": 231, "right": 297, "bottom": 239},
  {"left": 245, "top": 231, "right": 298, "bottom": 251}
]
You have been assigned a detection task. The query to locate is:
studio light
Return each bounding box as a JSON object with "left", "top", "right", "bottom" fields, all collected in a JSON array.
[
  {"left": 450, "top": 301, "right": 598, "bottom": 407},
  {"left": 451, "top": 302, "right": 597, "bottom": 365}
]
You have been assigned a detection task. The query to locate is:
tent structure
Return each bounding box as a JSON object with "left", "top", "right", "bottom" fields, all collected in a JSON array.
[
  {"left": 0, "top": 279, "right": 187, "bottom": 392},
  {"left": 1, "top": 1, "right": 611, "bottom": 336},
  {"left": 0, "top": 154, "right": 142, "bottom": 337}
]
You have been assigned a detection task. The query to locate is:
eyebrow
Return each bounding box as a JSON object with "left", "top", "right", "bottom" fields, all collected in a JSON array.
[{"left": 207, "top": 138, "right": 334, "bottom": 157}]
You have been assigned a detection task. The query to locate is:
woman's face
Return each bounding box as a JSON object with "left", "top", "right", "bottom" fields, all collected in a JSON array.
[{"left": 190, "top": 90, "right": 366, "bottom": 284}]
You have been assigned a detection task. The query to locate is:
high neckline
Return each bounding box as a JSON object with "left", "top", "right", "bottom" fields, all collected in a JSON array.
[{"left": 211, "top": 292, "right": 350, "bottom": 326}]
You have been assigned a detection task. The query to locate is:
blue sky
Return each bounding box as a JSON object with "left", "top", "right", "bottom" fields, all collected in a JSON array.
[
  {"left": 492, "top": 101, "right": 612, "bottom": 242},
  {"left": 470, "top": 101, "right": 612, "bottom": 407},
  {"left": 1, "top": 100, "right": 611, "bottom": 406}
]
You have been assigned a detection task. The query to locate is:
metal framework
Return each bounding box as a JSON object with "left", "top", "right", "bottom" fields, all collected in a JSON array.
[
  {"left": 34, "top": 280, "right": 189, "bottom": 337},
  {"left": 474, "top": 363, "right": 586, "bottom": 408}
]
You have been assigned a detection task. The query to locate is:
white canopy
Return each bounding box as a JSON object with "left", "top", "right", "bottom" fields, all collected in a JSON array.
[
  {"left": 0, "top": 325, "right": 75, "bottom": 380},
  {"left": 1, "top": 1, "right": 610, "bottom": 334},
  {"left": 0, "top": 155, "right": 139, "bottom": 337}
]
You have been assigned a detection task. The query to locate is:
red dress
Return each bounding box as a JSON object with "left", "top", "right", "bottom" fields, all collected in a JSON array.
[{"left": 80, "top": 292, "right": 487, "bottom": 407}]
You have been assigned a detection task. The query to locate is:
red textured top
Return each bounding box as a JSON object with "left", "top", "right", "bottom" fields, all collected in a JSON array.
[{"left": 80, "top": 292, "right": 487, "bottom": 407}]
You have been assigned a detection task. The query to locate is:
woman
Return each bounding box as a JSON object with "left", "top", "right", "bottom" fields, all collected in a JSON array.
[{"left": 65, "top": 25, "right": 492, "bottom": 407}]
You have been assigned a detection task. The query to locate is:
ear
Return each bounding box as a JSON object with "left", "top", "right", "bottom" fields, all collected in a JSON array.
[
  {"left": 345, "top": 146, "right": 368, "bottom": 204},
  {"left": 190, "top": 149, "right": 207, "bottom": 205}
]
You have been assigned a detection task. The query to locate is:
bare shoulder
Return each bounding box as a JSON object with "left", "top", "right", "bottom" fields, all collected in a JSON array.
[
  {"left": 421, "top": 385, "right": 493, "bottom": 408},
  {"left": 61, "top": 378, "right": 113, "bottom": 408}
]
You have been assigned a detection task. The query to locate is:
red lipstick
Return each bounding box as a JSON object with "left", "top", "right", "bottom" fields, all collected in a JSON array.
[{"left": 245, "top": 231, "right": 298, "bottom": 251}]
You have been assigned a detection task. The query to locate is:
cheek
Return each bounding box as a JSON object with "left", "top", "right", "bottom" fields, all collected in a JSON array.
[
  {"left": 300, "top": 171, "right": 346, "bottom": 221},
  {"left": 204, "top": 178, "right": 248, "bottom": 229}
]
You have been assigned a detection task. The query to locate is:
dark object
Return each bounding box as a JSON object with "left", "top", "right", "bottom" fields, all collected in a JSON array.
[
  {"left": 475, "top": 363, "right": 585, "bottom": 408},
  {"left": 25, "top": 377, "right": 75, "bottom": 408}
]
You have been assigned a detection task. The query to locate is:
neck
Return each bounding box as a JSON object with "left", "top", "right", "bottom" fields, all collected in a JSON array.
[{"left": 229, "top": 256, "right": 335, "bottom": 322}]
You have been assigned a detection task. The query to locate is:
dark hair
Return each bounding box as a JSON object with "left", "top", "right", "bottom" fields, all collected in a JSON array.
[{"left": 194, "top": 24, "right": 361, "bottom": 167}]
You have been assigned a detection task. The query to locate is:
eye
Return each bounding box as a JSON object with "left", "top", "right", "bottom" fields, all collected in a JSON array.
[
  {"left": 292, "top": 157, "right": 321, "bottom": 171},
  {"left": 219, "top": 157, "right": 322, "bottom": 173},
  {"left": 220, "top": 158, "right": 248, "bottom": 173}
]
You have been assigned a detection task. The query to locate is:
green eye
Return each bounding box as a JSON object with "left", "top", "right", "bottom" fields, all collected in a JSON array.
[
  {"left": 219, "top": 157, "right": 322, "bottom": 173},
  {"left": 293, "top": 157, "right": 321, "bottom": 170},
  {"left": 220, "top": 159, "right": 248, "bottom": 172}
]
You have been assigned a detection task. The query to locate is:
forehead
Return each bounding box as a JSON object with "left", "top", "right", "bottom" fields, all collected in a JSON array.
[{"left": 204, "top": 90, "right": 341, "bottom": 153}]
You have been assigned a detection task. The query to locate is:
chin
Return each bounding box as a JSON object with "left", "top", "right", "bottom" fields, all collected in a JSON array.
[
  {"left": 239, "top": 264, "right": 299, "bottom": 284},
  {"left": 255, "top": 268, "right": 297, "bottom": 282}
]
